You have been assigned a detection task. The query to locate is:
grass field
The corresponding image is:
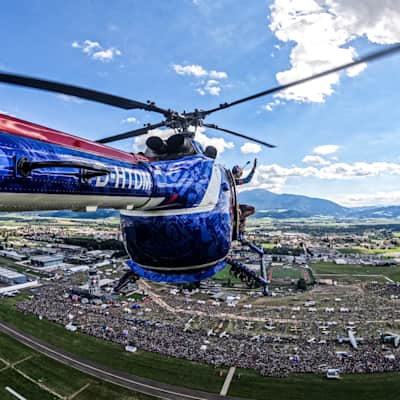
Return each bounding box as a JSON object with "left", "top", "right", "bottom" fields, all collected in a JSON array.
[
  {"left": 0, "top": 331, "right": 155, "bottom": 400},
  {"left": 317, "top": 274, "right": 388, "bottom": 283},
  {"left": 338, "top": 246, "right": 400, "bottom": 256},
  {"left": 0, "top": 369, "right": 56, "bottom": 400},
  {"left": 0, "top": 297, "right": 225, "bottom": 394},
  {"left": 313, "top": 262, "right": 400, "bottom": 281},
  {"left": 228, "top": 369, "right": 400, "bottom": 400},
  {"left": 4, "top": 290, "right": 400, "bottom": 399},
  {"left": 269, "top": 267, "right": 305, "bottom": 280},
  {"left": 261, "top": 242, "right": 276, "bottom": 249},
  {"left": 212, "top": 264, "right": 241, "bottom": 284}
]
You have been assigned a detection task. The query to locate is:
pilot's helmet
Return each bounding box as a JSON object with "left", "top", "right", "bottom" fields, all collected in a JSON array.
[{"left": 232, "top": 165, "right": 243, "bottom": 177}]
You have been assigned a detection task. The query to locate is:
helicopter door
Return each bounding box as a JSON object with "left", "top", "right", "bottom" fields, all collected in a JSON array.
[{"left": 226, "top": 169, "right": 240, "bottom": 240}]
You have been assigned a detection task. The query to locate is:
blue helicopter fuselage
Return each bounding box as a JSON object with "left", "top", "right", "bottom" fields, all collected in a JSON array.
[{"left": 0, "top": 114, "right": 235, "bottom": 282}]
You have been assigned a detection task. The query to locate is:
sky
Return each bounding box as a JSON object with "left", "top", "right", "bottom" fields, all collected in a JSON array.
[{"left": 1, "top": 0, "right": 400, "bottom": 207}]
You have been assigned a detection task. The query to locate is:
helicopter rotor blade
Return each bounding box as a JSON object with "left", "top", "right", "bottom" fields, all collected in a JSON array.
[
  {"left": 203, "top": 123, "right": 276, "bottom": 148},
  {"left": 0, "top": 72, "right": 170, "bottom": 116},
  {"left": 97, "top": 121, "right": 167, "bottom": 144},
  {"left": 203, "top": 44, "right": 400, "bottom": 116}
]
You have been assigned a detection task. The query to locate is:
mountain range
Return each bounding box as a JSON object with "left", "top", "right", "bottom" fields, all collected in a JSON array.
[
  {"left": 238, "top": 189, "right": 400, "bottom": 219},
  {"left": 16, "top": 189, "right": 400, "bottom": 219}
]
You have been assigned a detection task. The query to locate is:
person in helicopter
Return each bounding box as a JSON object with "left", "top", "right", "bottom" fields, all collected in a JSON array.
[{"left": 232, "top": 158, "right": 257, "bottom": 240}]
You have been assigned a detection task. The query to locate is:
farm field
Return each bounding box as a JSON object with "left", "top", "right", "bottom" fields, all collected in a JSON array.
[
  {"left": 338, "top": 246, "right": 400, "bottom": 255},
  {"left": 313, "top": 262, "right": 400, "bottom": 281},
  {"left": 0, "top": 331, "right": 154, "bottom": 400}
]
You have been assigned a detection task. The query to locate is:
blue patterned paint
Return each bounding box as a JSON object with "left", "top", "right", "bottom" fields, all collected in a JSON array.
[
  {"left": 121, "top": 164, "right": 234, "bottom": 275},
  {"left": 0, "top": 131, "right": 235, "bottom": 281},
  {"left": 149, "top": 157, "right": 213, "bottom": 207},
  {"left": 0, "top": 131, "right": 151, "bottom": 197},
  {"left": 0, "top": 132, "right": 211, "bottom": 209}
]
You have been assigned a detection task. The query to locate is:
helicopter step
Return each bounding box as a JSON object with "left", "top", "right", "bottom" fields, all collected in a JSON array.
[
  {"left": 226, "top": 257, "right": 269, "bottom": 296},
  {"left": 239, "top": 236, "right": 269, "bottom": 295}
]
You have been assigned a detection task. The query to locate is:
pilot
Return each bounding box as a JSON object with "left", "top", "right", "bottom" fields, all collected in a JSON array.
[{"left": 232, "top": 158, "right": 257, "bottom": 240}]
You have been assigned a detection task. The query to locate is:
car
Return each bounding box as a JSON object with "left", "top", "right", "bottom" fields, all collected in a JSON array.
[{"left": 326, "top": 369, "right": 340, "bottom": 379}]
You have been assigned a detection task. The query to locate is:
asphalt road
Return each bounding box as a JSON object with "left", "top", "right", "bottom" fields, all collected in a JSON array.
[{"left": 0, "top": 321, "right": 249, "bottom": 400}]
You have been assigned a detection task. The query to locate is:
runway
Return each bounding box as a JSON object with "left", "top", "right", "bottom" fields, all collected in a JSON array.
[{"left": 0, "top": 321, "right": 248, "bottom": 400}]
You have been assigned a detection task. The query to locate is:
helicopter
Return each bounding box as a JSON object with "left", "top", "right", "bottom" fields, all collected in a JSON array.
[{"left": 0, "top": 44, "right": 399, "bottom": 292}]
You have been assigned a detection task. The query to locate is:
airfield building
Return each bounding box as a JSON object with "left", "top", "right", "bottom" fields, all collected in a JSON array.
[
  {"left": 30, "top": 255, "right": 64, "bottom": 268},
  {"left": 0, "top": 267, "right": 27, "bottom": 285}
]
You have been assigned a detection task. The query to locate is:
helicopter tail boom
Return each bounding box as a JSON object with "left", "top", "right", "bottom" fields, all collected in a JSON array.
[{"left": 0, "top": 113, "right": 160, "bottom": 212}]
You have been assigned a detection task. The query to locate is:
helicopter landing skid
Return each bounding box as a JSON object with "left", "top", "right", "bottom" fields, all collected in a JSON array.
[{"left": 113, "top": 270, "right": 139, "bottom": 292}]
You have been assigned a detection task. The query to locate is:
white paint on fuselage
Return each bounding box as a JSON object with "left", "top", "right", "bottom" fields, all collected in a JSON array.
[
  {"left": 121, "top": 165, "right": 222, "bottom": 217},
  {"left": 0, "top": 192, "right": 164, "bottom": 212},
  {"left": 94, "top": 166, "right": 152, "bottom": 191}
]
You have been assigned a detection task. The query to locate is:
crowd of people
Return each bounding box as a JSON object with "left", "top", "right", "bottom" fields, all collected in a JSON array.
[
  {"left": 367, "top": 282, "right": 400, "bottom": 298},
  {"left": 16, "top": 282, "right": 400, "bottom": 377}
]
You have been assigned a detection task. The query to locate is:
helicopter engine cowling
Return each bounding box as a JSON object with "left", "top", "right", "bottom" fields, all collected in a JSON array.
[{"left": 120, "top": 155, "right": 235, "bottom": 282}]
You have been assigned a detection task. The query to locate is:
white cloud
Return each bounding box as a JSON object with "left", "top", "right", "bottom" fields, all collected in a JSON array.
[
  {"left": 313, "top": 144, "right": 340, "bottom": 155},
  {"left": 172, "top": 65, "right": 228, "bottom": 80},
  {"left": 339, "top": 191, "right": 400, "bottom": 207},
  {"left": 56, "top": 94, "right": 83, "bottom": 104},
  {"left": 172, "top": 63, "right": 228, "bottom": 96},
  {"left": 241, "top": 142, "right": 261, "bottom": 154},
  {"left": 317, "top": 162, "right": 400, "bottom": 179},
  {"left": 209, "top": 70, "right": 228, "bottom": 79},
  {"left": 201, "top": 80, "right": 221, "bottom": 96},
  {"left": 269, "top": 0, "right": 400, "bottom": 103},
  {"left": 72, "top": 40, "right": 122, "bottom": 62},
  {"left": 72, "top": 40, "right": 100, "bottom": 53},
  {"left": 132, "top": 126, "right": 234, "bottom": 155},
  {"left": 121, "top": 116, "right": 138, "bottom": 124},
  {"left": 262, "top": 99, "right": 282, "bottom": 112},
  {"left": 241, "top": 160, "right": 400, "bottom": 193},
  {"left": 173, "top": 64, "right": 208, "bottom": 77},
  {"left": 302, "top": 155, "right": 330, "bottom": 165},
  {"left": 206, "top": 86, "right": 221, "bottom": 96},
  {"left": 196, "top": 128, "right": 234, "bottom": 154},
  {"left": 196, "top": 81, "right": 222, "bottom": 96},
  {"left": 92, "top": 48, "right": 121, "bottom": 62}
]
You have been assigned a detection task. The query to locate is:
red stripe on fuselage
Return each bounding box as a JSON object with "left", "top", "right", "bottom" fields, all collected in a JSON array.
[{"left": 0, "top": 113, "right": 148, "bottom": 164}]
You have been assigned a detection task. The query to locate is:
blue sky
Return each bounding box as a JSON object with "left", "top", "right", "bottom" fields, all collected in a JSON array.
[{"left": 1, "top": 0, "right": 400, "bottom": 206}]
